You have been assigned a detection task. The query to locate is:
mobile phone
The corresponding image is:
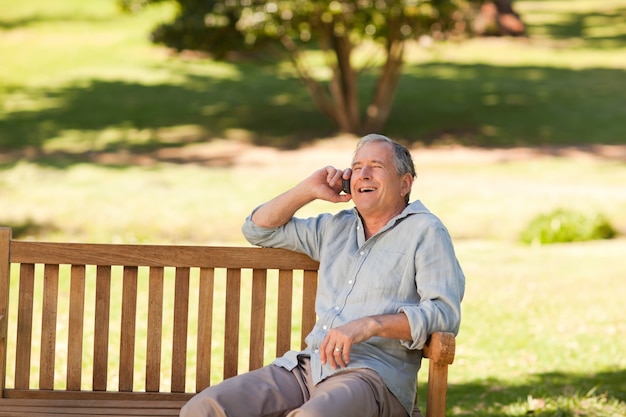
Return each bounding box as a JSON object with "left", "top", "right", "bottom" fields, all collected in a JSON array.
[{"left": 342, "top": 178, "right": 351, "bottom": 194}]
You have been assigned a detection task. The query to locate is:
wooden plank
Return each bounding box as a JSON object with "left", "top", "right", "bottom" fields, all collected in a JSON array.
[
  {"left": 67, "top": 265, "right": 86, "bottom": 391},
  {"left": 145, "top": 267, "right": 164, "bottom": 393},
  {"left": 14, "top": 263, "right": 35, "bottom": 390},
  {"left": 93, "top": 266, "right": 111, "bottom": 391},
  {"left": 10, "top": 242, "right": 319, "bottom": 270},
  {"left": 301, "top": 270, "right": 317, "bottom": 350},
  {"left": 248, "top": 269, "right": 267, "bottom": 371},
  {"left": 40, "top": 264, "right": 59, "bottom": 390},
  {"left": 119, "top": 267, "right": 138, "bottom": 392},
  {"left": 276, "top": 269, "right": 293, "bottom": 357},
  {"left": 171, "top": 267, "right": 190, "bottom": 393},
  {"left": 0, "top": 227, "right": 12, "bottom": 393},
  {"left": 195, "top": 268, "right": 214, "bottom": 392},
  {"left": 223, "top": 268, "right": 240, "bottom": 380},
  {"left": 2, "top": 389, "right": 192, "bottom": 402},
  {"left": 0, "top": 398, "right": 187, "bottom": 416}
]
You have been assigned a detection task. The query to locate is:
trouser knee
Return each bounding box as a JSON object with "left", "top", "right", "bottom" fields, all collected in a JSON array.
[{"left": 179, "top": 393, "right": 226, "bottom": 417}]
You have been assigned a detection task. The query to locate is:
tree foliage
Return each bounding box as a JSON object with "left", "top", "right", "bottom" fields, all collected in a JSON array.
[{"left": 120, "top": 0, "right": 480, "bottom": 134}]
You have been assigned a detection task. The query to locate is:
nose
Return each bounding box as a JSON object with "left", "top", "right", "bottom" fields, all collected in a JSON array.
[{"left": 360, "top": 165, "right": 372, "bottom": 179}]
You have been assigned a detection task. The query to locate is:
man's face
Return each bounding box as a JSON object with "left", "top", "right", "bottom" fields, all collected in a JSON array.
[{"left": 350, "top": 141, "right": 411, "bottom": 219}]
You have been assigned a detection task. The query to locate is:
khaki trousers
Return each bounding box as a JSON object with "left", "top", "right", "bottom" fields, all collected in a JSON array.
[{"left": 180, "top": 356, "right": 411, "bottom": 417}]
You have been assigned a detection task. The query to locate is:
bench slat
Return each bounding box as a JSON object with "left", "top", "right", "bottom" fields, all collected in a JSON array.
[
  {"left": 276, "top": 269, "right": 293, "bottom": 357},
  {"left": 249, "top": 269, "right": 267, "bottom": 371},
  {"left": 171, "top": 267, "right": 190, "bottom": 393},
  {"left": 195, "top": 267, "right": 214, "bottom": 392},
  {"left": 93, "top": 266, "right": 111, "bottom": 391},
  {"left": 119, "top": 267, "right": 138, "bottom": 392},
  {"left": 40, "top": 264, "right": 60, "bottom": 390},
  {"left": 3, "top": 388, "right": 192, "bottom": 401},
  {"left": 0, "top": 229, "right": 9, "bottom": 393},
  {"left": 9, "top": 242, "right": 320, "bottom": 270},
  {"left": 0, "top": 398, "right": 186, "bottom": 417},
  {"left": 67, "top": 265, "right": 86, "bottom": 391},
  {"left": 146, "top": 267, "right": 164, "bottom": 393},
  {"left": 301, "top": 270, "right": 318, "bottom": 349},
  {"left": 15, "top": 264, "right": 35, "bottom": 390},
  {"left": 223, "top": 268, "right": 241, "bottom": 380}
]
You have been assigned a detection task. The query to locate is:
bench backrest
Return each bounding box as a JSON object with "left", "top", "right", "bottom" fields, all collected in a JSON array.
[{"left": 0, "top": 227, "right": 318, "bottom": 401}]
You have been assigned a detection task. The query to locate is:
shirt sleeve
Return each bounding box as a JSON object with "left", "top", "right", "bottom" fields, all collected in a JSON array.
[
  {"left": 241, "top": 208, "right": 328, "bottom": 261},
  {"left": 397, "top": 219, "right": 465, "bottom": 350}
]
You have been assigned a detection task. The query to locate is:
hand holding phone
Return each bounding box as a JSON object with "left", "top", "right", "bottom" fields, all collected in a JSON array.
[{"left": 342, "top": 178, "right": 351, "bottom": 194}]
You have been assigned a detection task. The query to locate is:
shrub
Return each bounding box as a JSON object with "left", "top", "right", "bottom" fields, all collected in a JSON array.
[{"left": 520, "top": 209, "right": 617, "bottom": 245}]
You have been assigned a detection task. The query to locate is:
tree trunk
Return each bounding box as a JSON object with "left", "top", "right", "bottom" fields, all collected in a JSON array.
[
  {"left": 329, "top": 31, "right": 360, "bottom": 134},
  {"left": 363, "top": 35, "right": 405, "bottom": 134},
  {"left": 279, "top": 35, "right": 339, "bottom": 126},
  {"left": 280, "top": 18, "right": 404, "bottom": 135}
]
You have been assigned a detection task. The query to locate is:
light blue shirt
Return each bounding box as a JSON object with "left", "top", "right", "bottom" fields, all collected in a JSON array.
[{"left": 241, "top": 200, "right": 465, "bottom": 415}]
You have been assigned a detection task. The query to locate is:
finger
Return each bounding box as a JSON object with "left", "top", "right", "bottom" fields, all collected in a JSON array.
[
  {"left": 330, "top": 171, "right": 344, "bottom": 189},
  {"left": 337, "top": 343, "right": 352, "bottom": 367},
  {"left": 324, "top": 344, "right": 340, "bottom": 369},
  {"left": 319, "top": 336, "right": 330, "bottom": 365},
  {"left": 325, "top": 166, "right": 339, "bottom": 185},
  {"left": 333, "top": 347, "right": 347, "bottom": 368},
  {"left": 320, "top": 348, "right": 327, "bottom": 365}
]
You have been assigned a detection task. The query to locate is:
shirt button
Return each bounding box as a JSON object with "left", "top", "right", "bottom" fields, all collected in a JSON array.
[
  {"left": 360, "top": 251, "right": 365, "bottom": 256},
  {"left": 314, "top": 349, "right": 319, "bottom": 353},
  {"left": 335, "top": 306, "right": 340, "bottom": 311},
  {"left": 322, "top": 325, "right": 328, "bottom": 330},
  {"left": 348, "top": 280, "right": 353, "bottom": 285}
]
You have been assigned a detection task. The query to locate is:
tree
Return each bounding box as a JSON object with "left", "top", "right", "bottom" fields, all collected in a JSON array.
[{"left": 120, "top": 0, "right": 479, "bottom": 135}]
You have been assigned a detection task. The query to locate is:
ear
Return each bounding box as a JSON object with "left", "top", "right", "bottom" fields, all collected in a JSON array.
[{"left": 400, "top": 173, "right": 413, "bottom": 197}]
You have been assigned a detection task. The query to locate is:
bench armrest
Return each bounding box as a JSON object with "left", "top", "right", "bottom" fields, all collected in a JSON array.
[{"left": 423, "top": 331, "right": 455, "bottom": 365}]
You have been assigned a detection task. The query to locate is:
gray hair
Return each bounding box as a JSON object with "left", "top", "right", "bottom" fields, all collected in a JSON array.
[{"left": 354, "top": 134, "right": 416, "bottom": 204}]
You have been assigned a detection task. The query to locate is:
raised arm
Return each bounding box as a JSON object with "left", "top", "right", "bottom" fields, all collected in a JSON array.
[{"left": 251, "top": 166, "right": 352, "bottom": 227}]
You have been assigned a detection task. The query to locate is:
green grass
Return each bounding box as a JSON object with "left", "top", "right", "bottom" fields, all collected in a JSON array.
[
  {"left": 1, "top": 0, "right": 626, "bottom": 150},
  {"left": 436, "top": 239, "right": 626, "bottom": 416},
  {"left": 1, "top": 0, "right": 625, "bottom": 415},
  {"left": 3, "top": 151, "right": 625, "bottom": 416}
]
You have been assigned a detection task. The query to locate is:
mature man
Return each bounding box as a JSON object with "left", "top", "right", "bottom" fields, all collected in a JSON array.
[{"left": 180, "top": 134, "right": 465, "bottom": 417}]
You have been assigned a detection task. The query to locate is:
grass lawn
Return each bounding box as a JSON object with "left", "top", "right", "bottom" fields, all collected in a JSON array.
[
  {"left": 1, "top": 0, "right": 625, "bottom": 416},
  {"left": 1, "top": 0, "right": 625, "bottom": 150},
  {"left": 3, "top": 143, "right": 625, "bottom": 416}
]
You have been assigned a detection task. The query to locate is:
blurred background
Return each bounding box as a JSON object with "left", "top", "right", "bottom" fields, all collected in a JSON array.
[{"left": 1, "top": 1, "right": 625, "bottom": 415}]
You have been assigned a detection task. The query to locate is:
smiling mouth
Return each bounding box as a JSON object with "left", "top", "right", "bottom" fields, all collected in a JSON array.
[{"left": 358, "top": 187, "right": 377, "bottom": 193}]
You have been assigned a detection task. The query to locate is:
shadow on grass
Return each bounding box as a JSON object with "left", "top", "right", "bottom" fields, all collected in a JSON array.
[
  {"left": 0, "top": 219, "right": 58, "bottom": 239},
  {"left": 0, "top": 12, "right": 113, "bottom": 31},
  {"left": 526, "top": 7, "right": 626, "bottom": 49},
  {"left": 442, "top": 368, "right": 626, "bottom": 416},
  {"left": 1, "top": 61, "right": 625, "bottom": 168}
]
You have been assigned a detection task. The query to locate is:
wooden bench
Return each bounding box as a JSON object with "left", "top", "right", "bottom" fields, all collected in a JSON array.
[{"left": 0, "top": 227, "right": 455, "bottom": 417}]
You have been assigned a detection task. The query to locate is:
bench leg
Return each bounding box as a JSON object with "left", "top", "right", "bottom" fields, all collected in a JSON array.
[{"left": 426, "top": 361, "right": 449, "bottom": 417}]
